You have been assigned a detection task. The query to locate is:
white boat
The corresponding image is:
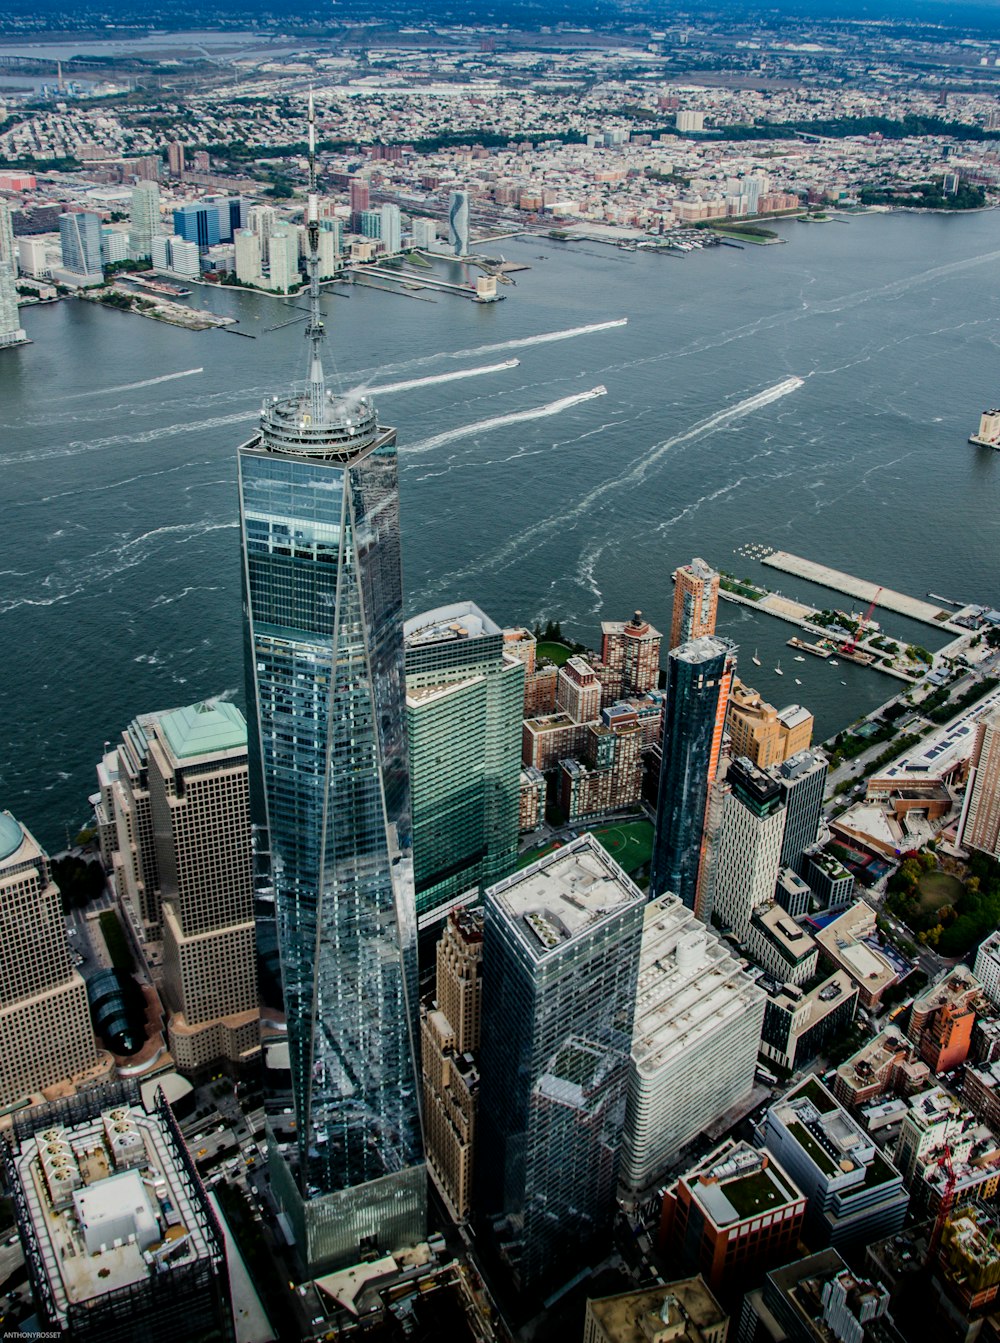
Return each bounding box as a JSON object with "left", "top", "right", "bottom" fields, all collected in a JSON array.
[
  {"left": 794, "top": 656, "right": 806, "bottom": 663},
  {"left": 774, "top": 662, "right": 783, "bottom": 676},
  {"left": 829, "top": 660, "right": 839, "bottom": 667},
  {"left": 841, "top": 680, "right": 847, "bottom": 685},
  {"left": 795, "top": 678, "right": 802, "bottom": 685},
  {"left": 752, "top": 649, "right": 761, "bottom": 666}
]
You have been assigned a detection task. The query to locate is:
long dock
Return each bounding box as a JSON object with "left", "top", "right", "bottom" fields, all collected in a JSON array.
[{"left": 761, "top": 551, "right": 962, "bottom": 632}]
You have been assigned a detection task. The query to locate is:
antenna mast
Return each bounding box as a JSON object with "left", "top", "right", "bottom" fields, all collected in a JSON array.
[{"left": 305, "top": 90, "right": 325, "bottom": 421}]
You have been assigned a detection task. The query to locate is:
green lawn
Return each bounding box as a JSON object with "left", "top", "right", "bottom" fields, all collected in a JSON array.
[
  {"left": 916, "top": 870, "right": 964, "bottom": 912},
  {"left": 98, "top": 910, "right": 135, "bottom": 974},
  {"left": 535, "top": 641, "right": 574, "bottom": 666},
  {"left": 593, "top": 821, "right": 654, "bottom": 877}
]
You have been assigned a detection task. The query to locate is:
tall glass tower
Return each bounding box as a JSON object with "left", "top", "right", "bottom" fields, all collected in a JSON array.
[{"left": 238, "top": 97, "right": 424, "bottom": 1272}]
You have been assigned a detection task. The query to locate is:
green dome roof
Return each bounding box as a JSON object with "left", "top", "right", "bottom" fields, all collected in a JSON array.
[
  {"left": 159, "top": 700, "right": 247, "bottom": 760},
  {"left": 0, "top": 812, "right": 24, "bottom": 863}
]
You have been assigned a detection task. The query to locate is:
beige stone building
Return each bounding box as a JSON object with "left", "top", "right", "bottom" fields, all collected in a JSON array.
[
  {"left": 0, "top": 812, "right": 100, "bottom": 1106},
  {"left": 148, "top": 701, "right": 258, "bottom": 1074},
  {"left": 583, "top": 1275, "right": 729, "bottom": 1343},
  {"left": 421, "top": 908, "right": 483, "bottom": 1219},
  {"left": 726, "top": 680, "right": 813, "bottom": 769},
  {"left": 96, "top": 711, "right": 165, "bottom": 946}
]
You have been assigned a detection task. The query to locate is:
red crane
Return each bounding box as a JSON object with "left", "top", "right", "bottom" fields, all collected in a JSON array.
[
  {"left": 840, "top": 587, "right": 883, "bottom": 656},
  {"left": 926, "top": 1144, "right": 958, "bottom": 1266}
]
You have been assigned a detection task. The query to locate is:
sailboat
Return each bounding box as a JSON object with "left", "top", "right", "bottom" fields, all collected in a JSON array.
[
  {"left": 774, "top": 661, "right": 784, "bottom": 676},
  {"left": 752, "top": 648, "right": 761, "bottom": 666}
]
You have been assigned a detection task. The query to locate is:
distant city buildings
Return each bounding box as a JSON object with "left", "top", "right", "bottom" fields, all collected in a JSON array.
[
  {"left": 650, "top": 635, "right": 736, "bottom": 915},
  {"left": 670, "top": 558, "right": 719, "bottom": 650},
  {"left": 476, "top": 837, "right": 644, "bottom": 1293},
  {"left": 0, "top": 813, "right": 100, "bottom": 1106},
  {"left": 128, "top": 180, "right": 161, "bottom": 260},
  {"left": 56, "top": 211, "right": 103, "bottom": 286}
]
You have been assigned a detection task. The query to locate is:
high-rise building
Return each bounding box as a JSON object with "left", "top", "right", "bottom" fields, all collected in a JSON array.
[
  {"left": 905, "top": 967, "right": 980, "bottom": 1074},
  {"left": 760, "top": 1077, "right": 909, "bottom": 1249},
  {"left": 149, "top": 701, "right": 259, "bottom": 1074},
  {"left": 0, "top": 812, "right": 99, "bottom": 1105},
  {"left": 774, "top": 748, "right": 828, "bottom": 873},
  {"left": 959, "top": 708, "right": 1000, "bottom": 857},
  {"left": 760, "top": 972, "right": 858, "bottom": 1073},
  {"left": 128, "top": 180, "right": 161, "bottom": 260},
  {"left": 57, "top": 212, "right": 103, "bottom": 285},
  {"left": 318, "top": 218, "right": 341, "bottom": 279},
  {"left": 726, "top": 681, "right": 813, "bottom": 768},
  {"left": 167, "top": 140, "right": 186, "bottom": 177},
  {"left": 0, "top": 260, "right": 27, "bottom": 349},
  {"left": 411, "top": 217, "right": 437, "bottom": 249},
  {"left": 421, "top": 908, "right": 483, "bottom": 1218},
  {"left": 96, "top": 712, "right": 165, "bottom": 945},
  {"left": 380, "top": 203, "right": 402, "bottom": 255},
  {"left": 650, "top": 636, "right": 736, "bottom": 915},
  {"left": 712, "top": 756, "right": 786, "bottom": 938},
  {"left": 621, "top": 895, "right": 765, "bottom": 1192},
  {"left": 6, "top": 1083, "right": 235, "bottom": 1342},
  {"left": 100, "top": 226, "right": 128, "bottom": 266},
  {"left": 359, "top": 208, "right": 382, "bottom": 240},
  {"left": 448, "top": 189, "right": 470, "bottom": 257},
  {"left": 476, "top": 836, "right": 644, "bottom": 1293},
  {"left": 238, "top": 96, "right": 423, "bottom": 1273},
  {"left": 404, "top": 602, "right": 524, "bottom": 928},
  {"left": 670, "top": 558, "right": 719, "bottom": 650},
  {"left": 234, "top": 228, "right": 261, "bottom": 284},
  {"left": 558, "top": 718, "right": 643, "bottom": 821},
  {"left": 556, "top": 655, "right": 602, "bottom": 723},
  {"left": 247, "top": 204, "right": 277, "bottom": 268},
  {"left": 267, "top": 226, "right": 300, "bottom": 293},
  {"left": 172, "top": 203, "right": 220, "bottom": 251},
  {"left": 585, "top": 1277, "right": 729, "bottom": 1343},
  {"left": 349, "top": 176, "right": 370, "bottom": 231},
  {"left": 974, "top": 930, "right": 1000, "bottom": 1010},
  {"left": 167, "top": 236, "right": 199, "bottom": 278},
  {"left": 0, "top": 199, "right": 19, "bottom": 276},
  {"left": 740, "top": 1248, "right": 903, "bottom": 1343},
  {"left": 600, "top": 610, "right": 662, "bottom": 698}
]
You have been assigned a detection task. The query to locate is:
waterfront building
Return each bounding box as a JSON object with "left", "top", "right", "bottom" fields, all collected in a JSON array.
[
  {"left": 803, "top": 849, "right": 854, "bottom": 912},
  {"left": 959, "top": 708, "right": 1000, "bottom": 858},
  {"left": 234, "top": 228, "right": 261, "bottom": 284},
  {"left": 760, "top": 972, "right": 858, "bottom": 1074},
  {"left": 411, "top": 216, "right": 437, "bottom": 249},
  {"left": 726, "top": 681, "right": 813, "bottom": 769},
  {"left": 95, "top": 712, "right": 166, "bottom": 944},
  {"left": 556, "top": 655, "right": 602, "bottom": 723},
  {"left": 502, "top": 627, "right": 536, "bottom": 674},
  {"left": 100, "top": 226, "right": 128, "bottom": 266},
  {"left": 621, "top": 895, "right": 765, "bottom": 1192},
  {"left": 524, "top": 663, "right": 558, "bottom": 716},
  {"left": 404, "top": 601, "right": 524, "bottom": 927},
  {"left": 17, "top": 236, "right": 52, "bottom": 278},
  {"left": 0, "top": 813, "right": 100, "bottom": 1106},
  {"left": 650, "top": 636, "right": 736, "bottom": 916},
  {"left": 0, "top": 199, "right": 19, "bottom": 275},
  {"left": 905, "top": 966, "right": 981, "bottom": 1074},
  {"left": 267, "top": 226, "right": 300, "bottom": 293},
  {"left": 166, "top": 236, "right": 199, "bottom": 279},
  {"left": 659, "top": 1140, "right": 806, "bottom": 1295},
  {"left": 448, "top": 189, "right": 470, "bottom": 256},
  {"left": 739, "top": 1248, "right": 903, "bottom": 1343},
  {"left": 318, "top": 219, "right": 341, "bottom": 279},
  {"left": 380, "top": 203, "right": 402, "bottom": 255},
  {"left": 475, "top": 836, "right": 644, "bottom": 1293},
  {"left": 600, "top": 610, "right": 662, "bottom": 698},
  {"left": 814, "top": 902, "right": 899, "bottom": 1011},
  {"left": 57, "top": 212, "right": 103, "bottom": 286},
  {"left": 5, "top": 1083, "right": 235, "bottom": 1342},
  {"left": 167, "top": 140, "right": 186, "bottom": 177},
  {"left": 0, "top": 261, "right": 27, "bottom": 349},
  {"left": 746, "top": 904, "right": 819, "bottom": 987},
  {"left": 974, "top": 930, "right": 1000, "bottom": 1009},
  {"left": 760, "top": 1077, "right": 909, "bottom": 1249},
  {"left": 669, "top": 558, "right": 719, "bottom": 650},
  {"left": 238, "top": 99, "right": 423, "bottom": 1272},
  {"left": 774, "top": 749, "right": 828, "bottom": 874},
  {"left": 584, "top": 1276, "right": 729, "bottom": 1343},
  {"left": 128, "top": 180, "right": 161, "bottom": 260},
  {"left": 420, "top": 908, "right": 483, "bottom": 1219},
  {"left": 172, "top": 203, "right": 220, "bottom": 251},
  {"left": 149, "top": 701, "right": 258, "bottom": 1074},
  {"left": 712, "top": 756, "right": 786, "bottom": 938},
  {"left": 247, "top": 204, "right": 277, "bottom": 268}
]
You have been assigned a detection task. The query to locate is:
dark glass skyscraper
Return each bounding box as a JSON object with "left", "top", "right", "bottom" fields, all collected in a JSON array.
[
  {"left": 238, "top": 98, "right": 423, "bottom": 1272},
  {"left": 649, "top": 635, "right": 736, "bottom": 914}
]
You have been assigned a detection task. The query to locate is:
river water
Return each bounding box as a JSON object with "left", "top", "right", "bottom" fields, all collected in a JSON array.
[{"left": 3, "top": 209, "right": 999, "bottom": 848}]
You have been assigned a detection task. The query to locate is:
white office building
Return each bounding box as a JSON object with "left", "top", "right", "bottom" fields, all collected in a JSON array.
[
  {"left": 0, "top": 261, "right": 27, "bottom": 349},
  {"left": 268, "top": 226, "right": 300, "bottom": 293},
  {"left": 247, "top": 203, "right": 278, "bottom": 268},
  {"left": 621, "top": 893, "right": 766, "bottom": 1192},
  {"left": 975, "top": 930, "right": 1000, "bottom": 1009},
  {"left": 169, "top": 236, "right": 200, "bottom": 278},
  {"left": 713, "top": 757, "right": 787, "bottom": 939},
  {"left": 128, "top": 179, "right": 161, "bottom": 260},
  {"left": 380, "top": 203, "right": 402, "bottom": 256},
  {"left": 234, "top": 228, "right": 262, "bottom": 284}
]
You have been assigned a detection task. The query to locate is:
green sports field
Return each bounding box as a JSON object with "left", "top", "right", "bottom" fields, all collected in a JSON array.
[{"left": 592, "top": 820, "right": 654, "bottom": 877}]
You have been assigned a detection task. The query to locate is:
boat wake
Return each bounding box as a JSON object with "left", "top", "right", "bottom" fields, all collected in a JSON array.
[
  {"left": 363, "top": 359, "right": 519, "bottom": 396},
  {"left": 404, "top": 386, "right": 607, "bottom": 456}
]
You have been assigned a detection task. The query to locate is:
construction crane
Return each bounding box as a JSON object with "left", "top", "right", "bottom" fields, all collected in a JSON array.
[
  {"left": 926, "top": 1144, "right": 958, "bottom": 1266},
  {"left": 840, "top": 587, "right": 883, "bottom": 656}
]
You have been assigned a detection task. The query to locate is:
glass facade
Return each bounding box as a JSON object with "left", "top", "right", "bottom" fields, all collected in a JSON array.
[
  {"left": 475, "top": 837, "right": 644, "bottom": 1294},
  {"left": 650, "top": 636, "right": 736, "bottom": 911},
  {"left": 238, "top": 387, "right": 424, "bottom": 1271},
  {"left": 404, "top": 603, "right": 524, "bottom": 929}
]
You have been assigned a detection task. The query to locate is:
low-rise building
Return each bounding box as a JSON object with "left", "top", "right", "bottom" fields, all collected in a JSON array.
[
  {"left": 834, "top": 1027, "right": 930, "bottom": 1111},
  {"left": 760, "top": 1076, "right": 909, "bottom": 1249},
  {"left": 745, "top": 905, "right": 819, "bottom": 987},
  {"left": 739, "top": 1247, "right": 905, "bottom": 1343},
  {"left": 759, "top": 971, "right": 858, "bottom": 1074},
  {"left": 803, "top": 851, "right": 855, "bottom": 912},
  {"left": 906, "top": 967, "right": 982, "bottom": 1074},
  {"left": 659, "top": 1141, "right": 806, "bottom": 1295},
  {"left": 814, "top": 903, "right": 899, "bottom": 1011},
  {"left": 584, "top": 1275, "right": 728, "bottom": 1343}
]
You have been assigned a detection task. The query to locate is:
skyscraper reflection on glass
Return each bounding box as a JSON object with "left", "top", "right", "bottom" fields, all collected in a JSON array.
[{"left": 237, "top": 96, "right": 424, "bottom": 1273}]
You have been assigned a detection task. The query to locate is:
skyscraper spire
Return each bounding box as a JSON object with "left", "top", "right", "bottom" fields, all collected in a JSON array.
[{"left": 305, "top": 90, "right": 325, "bottom": 421}]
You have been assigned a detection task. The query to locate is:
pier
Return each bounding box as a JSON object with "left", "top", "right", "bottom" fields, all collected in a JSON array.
[{"left": 761, "top": 550, "right": 964, "bottom": 632}]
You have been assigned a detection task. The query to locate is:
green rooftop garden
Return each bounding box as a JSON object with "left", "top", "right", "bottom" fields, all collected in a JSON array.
[
  {"left": 789, "top": 1120, "right": 838, "bottom": 1176},
  {"left": 723, "top": 1168, "right": 789, "bottom": 1219}
]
